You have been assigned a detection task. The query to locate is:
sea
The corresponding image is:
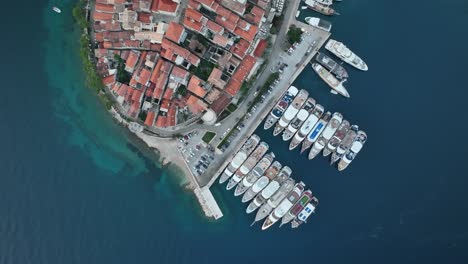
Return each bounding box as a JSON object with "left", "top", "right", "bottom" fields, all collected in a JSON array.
[{"left": 1, "top": 0, "right": 468, "bottom": 263}]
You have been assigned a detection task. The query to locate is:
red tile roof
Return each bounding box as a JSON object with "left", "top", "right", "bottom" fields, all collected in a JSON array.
[
  {"left": 170, "top": 66, "right": 189, "bottom": 81},
  {"left": 253, "top": 39, "right": 268, "bottom": 58},
  {"left": 188, "top": 0, "right": 200, "bottom": 9},
  {"left": 151, "top": 0, "right": 179, "bottom": 14},
  {"left": 161, "top": 39, "right": 200, "bottom": 66},
  {"left": 234, "top": 23, "right": 258, "bottom": 42},
  {"left": 187, "top": 95, "right": 207, "bottom": 115},
  {"left": 102, "top": 75, "right": 116, "bottom": 87},
  {"left": 162, "top": 86, "right": 174, "bottom": 100},
  {"left": 125, "top": 51, "right": 140, "bottom": 71},
  {"left": 183, "top": 16, "right": 203, "bottom": 32},
  {"left": 95, "top": 32, "right": 104, "bottom": 42},
  {"left": 196, "top": 0, "right": 215, "bottom": 8},
  {"left": 93, "top": 11, "right": 114, "bottom": 21},
  {"left": 185, "top": 8, "right": 203, "bottom": 22},
  {"left": 208, "top": 67, "right": 227, "bottom": 89},
  {"left": 95, "top": 3, "right": 115, "bottom": 13},
  {"left": 145, "top": 111, "right": 156, "bottom": 127},
  {"left": 210, "top": 92, "right": 231, "bottom": 114},
  {"left": 165, "top": 22, "right": 185, "bottom": 43},
  {"left": 230, "top": 38, "right": 249, "bottom": 58},
  {"left": 167, "top": 104, "right": 177, "bottom": 126},
  {"left": 224, "top": 78, "right": 242, "bottom": 96},
  {"left": 225, "top": 55, "right": 256, "bottom": 96},
  {"left": 206, "top": 20, "right": 223, "bottom": 34},
  {"left": 138, "top": 12, "right": 152, "bottom": 23},
  {"left": 187, "top": 75, "right": 208, "bottom": 98},
  {"left": 150, "top": 59, "right": 163, "bottom": 84},
  {"left": 245, "top": 6, "right": 265, "bottom": 25},
  {"left": 138, "top": 68, "right": 152, "bottom": 85},
  {"left": 212, "top": 34, "right": 229, "bottom": 47},
  {"left": 155, "top": 115, "right": 167, "bottom": 127}
]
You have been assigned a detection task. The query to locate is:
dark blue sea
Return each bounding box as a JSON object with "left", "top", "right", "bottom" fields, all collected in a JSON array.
[{"left": 1, "top": 0, "right": 468, "bottom": 263}]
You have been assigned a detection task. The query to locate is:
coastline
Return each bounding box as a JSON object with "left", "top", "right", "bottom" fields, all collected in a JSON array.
[{"left": 109, "top": 108, "right": 223, "bottom": 219}]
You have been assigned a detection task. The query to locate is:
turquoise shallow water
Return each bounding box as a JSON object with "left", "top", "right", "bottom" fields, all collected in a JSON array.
[{"left": 1, "top": 0, "right": 468, "bottom": 263}]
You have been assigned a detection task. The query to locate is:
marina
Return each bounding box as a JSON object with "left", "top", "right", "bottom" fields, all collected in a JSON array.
[{"left": 209, "top": 0, "right": 370, "bottom": 228}]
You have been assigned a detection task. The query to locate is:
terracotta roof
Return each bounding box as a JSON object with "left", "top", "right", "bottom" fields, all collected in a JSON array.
[
  {"left": 230, "top": 38, "right": 249, "bottom": 58},
  {"left": 188, "top": 0, "right": 200, "bottom": 9},
  {"left": 224, "top": 78, "right": 242, "bottom": 96},
  {"left": 138, "top": 12, "right": 152, "bottom": 23},
  {"left": 212, "top": 34, "right": 229, "bottom": 47},
  {"left": 234, "top": 23, "right": 258, "bottom": 42},
  {"left": 125, "top": 51, "right": 140, "bottom": 71},
  {"left": 155, "top": 115, "right": 167, "bottom": 127},
  {"left": 183, "top": 16, "right": 203, "bottom": 33},
  {"left": 225, "top": 55, "right": 256, "bottom": 96},
  {"left": 214, "top": 5, "right": 239, "bottom": 32},
  {"left": 253, "top": 39, "right": 268, "bottom": 57},
  {"left": 206, "top": 20, "right": 223, "bottom": 34},
  {"left": 150, "top": 59, "right": 164, "bottom": 84},
  {"left": 163, "top": 87, "right": 174, "bottom": 100},
  {"left": 187, "top": 75, "right": 208, "bottom": 98},
  {"left": 145, "top": 111, "right": 156, "bottom": 127},
  {"left": 208, "top": 68, "right": 227, "bottom": 89},
  {"left": 95, "top": 32, "right": 104, "bottom": 42},
  {"left": 170, "top": 66, "right": 189, "bottom": 81},
  {"left": 232, "top": 55, "right": 256, "bottom": 81},
  {"left": 187, "top": 95, "right": 207, "bottom": 115},
  {"left": 93, "top": 11, "right": 114, "bottom": 21},
  {"left": 167, "top": 104, "right": 177, "bottom": 126},
  {"left": 185, "top": 8, "right": 203, "bottom": 22},
  {"left": 95, "top": 3, "right": 115, "bottom": 13},
  {"left": 138, "top": 68, "right": 152, "bottom": 85},
  {"left": 152, "top": 0, "right": 179, "bottom": 13},
  {"left": 102, "top": 75, "right": 116, "bottom": 87},
  {"left": 245, "top": 6, "right": 265, "bottom": 25},
  {"left": 196, "top": 0, "right": 215, "bottom": 8},
  {"left": 165, "top": 22, "right": 185, "bottom": 43},
  {"left": 210, "top": 92, "right": 231, "bottom": 114},
  {"left": 161, "top": 39, "right": 200, "bottom": 66}
]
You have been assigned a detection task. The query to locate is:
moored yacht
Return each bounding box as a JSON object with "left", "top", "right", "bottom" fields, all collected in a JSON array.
[
  {"left": 304, "top": 0, "right": 339, "bottom": 16},
  {"left": 308, "top": 112, "right": 343, "bottom": 159},
  {"left": 264, "top": 86, "right": 299, "bottom": 130},
  {"left": 291, "top": 197, "right": 319, "bottom": 228},
  {"left": 234, "top": 152, "right": 275, "bottom": 196},
  {"left": 253, "top": 178, "right": 295, "bottom": 222},
  {"left": 219, "top": 134, "right": 260, "bottom": 184},
  {"left": 316, "top": 52, "right": 348, "bottom": 80},
  {"left": 242, "top": 161, "right": 282, "bottom": 203},
  {"left": 331, "top": 125, "right": 359, "bottom": 165},
  {"left": 312, "top": 63, "right": 349, "bottom": 98},
  {"left": 226, "top": 142, "right": 269, "bottom": 190},
  {"left": 262, "top": 182, "right": 306, "bottom": 230},
  {"left": 282, "top": 98, "right": 316, "bottom": 141},
  {"left": 337, "top": 130, "right": 367, "bottom": 171},
  {"left": 280, "top": 189, "right": 313, "bottom": 227},
  {"left": 325, "top": 39, "right": 368, "bottom": 71},
  {"left": 300, "top": 111, "right": 332, "bottom": 153},
  {"left": 289, "top": 104, "right": 324, "bottom": 150},
  {"left": 273, "top": 89, "right": 309, "bottom": 136},
  {"left": 323, "top": 120, "right": 350, "bottom": 157},
  {"left": 246, "top": 166, "right": 292, "bottom": 214}
]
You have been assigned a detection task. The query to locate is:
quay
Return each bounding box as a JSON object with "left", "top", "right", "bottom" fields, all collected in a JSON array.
[{"left": 103, "top": 0, "right": 330, "bottom": 221}]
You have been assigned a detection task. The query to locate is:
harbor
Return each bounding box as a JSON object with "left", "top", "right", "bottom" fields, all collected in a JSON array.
[{"left": 207, "top": 0, "right": 370, "bottom": 228}]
